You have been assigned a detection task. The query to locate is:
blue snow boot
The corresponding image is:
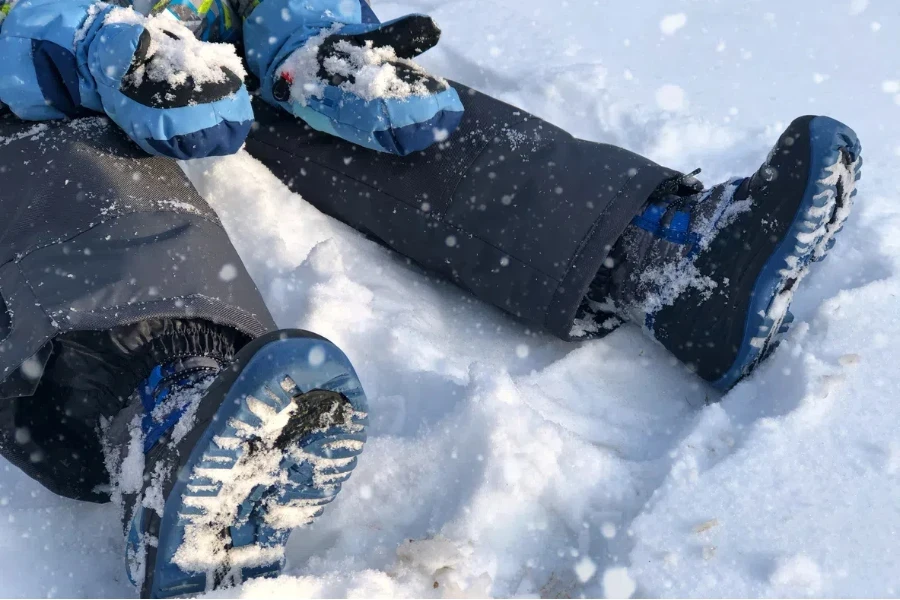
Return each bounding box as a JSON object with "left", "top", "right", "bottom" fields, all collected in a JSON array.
[
  {"left": 593, "top": 116, "right": 862, "bottom": 391},
  {"left": 105, "top": 330, "right": 368, "bottom": 598}
]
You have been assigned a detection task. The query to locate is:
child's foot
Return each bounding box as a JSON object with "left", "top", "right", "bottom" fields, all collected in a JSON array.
[
  {"left": 600, "top": 116, "right": 862, "bottom": 390},
  {"left": 106, "top": 330, "right": 368, "bottom": 598}
]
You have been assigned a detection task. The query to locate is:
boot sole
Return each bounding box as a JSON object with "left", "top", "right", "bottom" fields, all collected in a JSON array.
[
  {"left": 712, "top": 117, "right": 862, "bottom": 390},
  {"left": 138, "top": 330, "right": 368, "bottom": 598}
]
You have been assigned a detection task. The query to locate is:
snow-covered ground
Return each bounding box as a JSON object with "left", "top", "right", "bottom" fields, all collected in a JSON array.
[{"left": 1, "top": 0, "right": 899, "bottom": 597}]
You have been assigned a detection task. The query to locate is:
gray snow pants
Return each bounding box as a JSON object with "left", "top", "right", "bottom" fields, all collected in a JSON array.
[{"left": 0, "top": 114, "right": 275, "bottom": 501}]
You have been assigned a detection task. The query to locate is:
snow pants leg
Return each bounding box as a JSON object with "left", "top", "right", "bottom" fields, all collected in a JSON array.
[
  {"left": 245, "top": 85, "right": 681, "bottom": 340},
  {"left": 0, "top": 113, "right": 275, "bottom": 501}
]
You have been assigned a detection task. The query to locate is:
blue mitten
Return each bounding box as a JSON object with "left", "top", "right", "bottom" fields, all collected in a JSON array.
[
  {"left": 0, "top": 0, "right": 253, "bottom": 159},
  {"left": 244, "top": 0, "right": 464, "bottom": 156}
]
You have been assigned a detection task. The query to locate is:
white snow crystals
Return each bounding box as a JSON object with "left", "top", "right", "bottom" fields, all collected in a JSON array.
[
  {"left": 279, "top": 25, "right": 445, "bottom": 104},
  {"left": 173, "top": 391, "right": 357, "bottom": 579},
  {"left": 104, "top": 6, "right": 247, "bottom": 87},
  {"left": 749, "top": 153, "right": 860, "bottom": 349},
  {"left": 637, "top": 180, "right": 748, "bottom": 316},
  {"left": 660, "top": 13, "right": 687, "bottom": 35},
  {"left": 656, "top": 84, "right": 687, "bottom": 112},
  {"left": 770, "top": 554, "right": 824, "bottom": 596},
  {"left": 602, "top": 566, "right": 636, "bottom": 598}
]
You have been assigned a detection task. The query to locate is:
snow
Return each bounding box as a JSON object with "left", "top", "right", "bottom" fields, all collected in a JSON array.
[
  {"left": 602, "top": 566, "right": 636, "bottom": 598},
  {"left": 659, "top": 14, "right": 687, "bottom": 36},
  {"left": 655, "top": 84, "right": 687, "bottom": 112},
  {"left": 104, "top": 6, "right": 247, "bottom": 86},
  {"left": 278, "top": 25, "right": 445, "bottom": 103},
  {"left": 1, "top": 0, "right": 900, "bottom": 598}
]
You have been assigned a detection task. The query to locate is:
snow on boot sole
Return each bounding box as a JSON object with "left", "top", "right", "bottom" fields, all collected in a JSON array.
[
  {"left": 651, "top": 116, "right": 862, "bottom": 391},
  {"left": 132, "top": 330, "right": 368, "bottom": 598},
  {"left": 720, "top": 118, "right": 862, "bottom": 390}
]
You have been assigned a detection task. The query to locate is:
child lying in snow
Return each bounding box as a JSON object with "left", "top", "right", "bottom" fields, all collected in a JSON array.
[
  {"left": 0, "top": 0, "right": 463, "bottom": 157},
  {"left": 0, "top": 2, "right": 864, "bottom": 596}
]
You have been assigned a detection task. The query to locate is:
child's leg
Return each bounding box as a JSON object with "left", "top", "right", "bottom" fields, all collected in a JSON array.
[
  {"left": 0, "top": 114, "right": 272, "bottom": 499},
  {"left": 244, "top": 90, "right": 863, "bottom": 392},
  {"left": 0, "top": 115, "right": 368, "bottom": 598},
  {"left": 597, "top": 117, "right": 862, "bottom": 390},
  {"left": 245, "top": 85, "right": 680, "bottom": 341}
]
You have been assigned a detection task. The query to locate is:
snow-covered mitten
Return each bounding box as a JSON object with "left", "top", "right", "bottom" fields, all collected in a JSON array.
[
  {"left": 244, "top": 0, "right": 464, "bottom": 155},
  {"left": 580, "top": 116, "right": 861, "bottom": 391},
  {"left": 0, "top": 0, "right": 253, "bottom": 158}
]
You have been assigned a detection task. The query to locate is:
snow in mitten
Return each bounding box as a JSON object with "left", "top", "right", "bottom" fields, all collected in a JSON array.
[
  {"left": 243, "top": 0, "right": 464, "bottom": 155},
  {"left": 0, "top": 0, "right": 252, "bottom": 158}
]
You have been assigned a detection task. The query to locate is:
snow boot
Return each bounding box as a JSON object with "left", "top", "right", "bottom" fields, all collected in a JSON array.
[
  {"left": 104, "top": 330, "right": 368, "bottom": 598},
  {"left": 596, "top": 115, "right": 862, "bottom": 391}
]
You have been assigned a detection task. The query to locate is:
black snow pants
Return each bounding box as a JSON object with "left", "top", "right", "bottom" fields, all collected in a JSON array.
[
  {"left": 0, "top": 83, "right": 678, "bottom": 502},
  {"left": 246, "top": 83, "right": 679, "bottom": 340}
]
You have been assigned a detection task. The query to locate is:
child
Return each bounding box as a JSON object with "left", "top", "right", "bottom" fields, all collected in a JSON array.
[{"left": 0, "top": 1, "right": 862, "bottom": 597}]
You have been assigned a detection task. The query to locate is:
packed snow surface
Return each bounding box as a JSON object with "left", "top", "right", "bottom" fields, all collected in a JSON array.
[{"left": 0, "top": 0, "right": 899, "bottom": 598}]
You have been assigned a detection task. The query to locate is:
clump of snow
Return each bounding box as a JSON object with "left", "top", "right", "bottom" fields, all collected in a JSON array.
[
  {"left": 98, "top": 374, "right": 218, "bottom": 586},
  {"left": 73, "top": 1, "right": 107, "bottom": 46},
  {"left": 0, "top": 123, "right": 48, "bottom": 147},
  {"left": 104, "top": 6, "right": 246, "bottom": 87},
  {"left": 660, "top": 13, "right": 687, "bottom": 35},
  {"left": 173, "top": 391, "right": 360, "bottom": 578},
  {"left": 272, "top": 25, "right": 337, "bottom": 104},
  {"left": 655, "top": 84, "right": 687, "bottom": 111},
  {"left": 279, "top": 25, "right": 446, "bottom": 104},
  {"left": 105, "top": 414, "right": 146, "bottom": 502},
  {"left": 602, "top": 567, "right": 636, "bottom": 598},
  {"left": 168, "top": 377, "right": 217, "bottom": 444},
  {"left": 637, "top": 260, "right": 717, "bottom": 315},
  {"left": 770, "top": 554, "right": 824, "bottom": 596}
]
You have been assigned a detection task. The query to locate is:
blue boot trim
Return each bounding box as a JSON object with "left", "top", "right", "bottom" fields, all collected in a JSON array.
[
  {"left": 139, "top": 356, "right": 223, "bottom": 452},
  {"left": 711, "top": 117, "right": 862, "bottom": 391}
]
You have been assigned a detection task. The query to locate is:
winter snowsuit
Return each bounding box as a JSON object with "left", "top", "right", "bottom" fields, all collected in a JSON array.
[{"left": 0, "top": 81, "right": 680, "bottom": 500}]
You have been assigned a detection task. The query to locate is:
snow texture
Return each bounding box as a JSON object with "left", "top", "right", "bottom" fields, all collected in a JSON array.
[
  {"left": 0, "top": 0, "right": 899, "bottom": 598},
  {"left": 278, "top": 24, "right": 445, "bottom": 104},
  {"left": 103, "top": 6, "right": 247, "bottom": 86},
  {"left": 174, "top": 388, "right": 356, "bottom": 581}
]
